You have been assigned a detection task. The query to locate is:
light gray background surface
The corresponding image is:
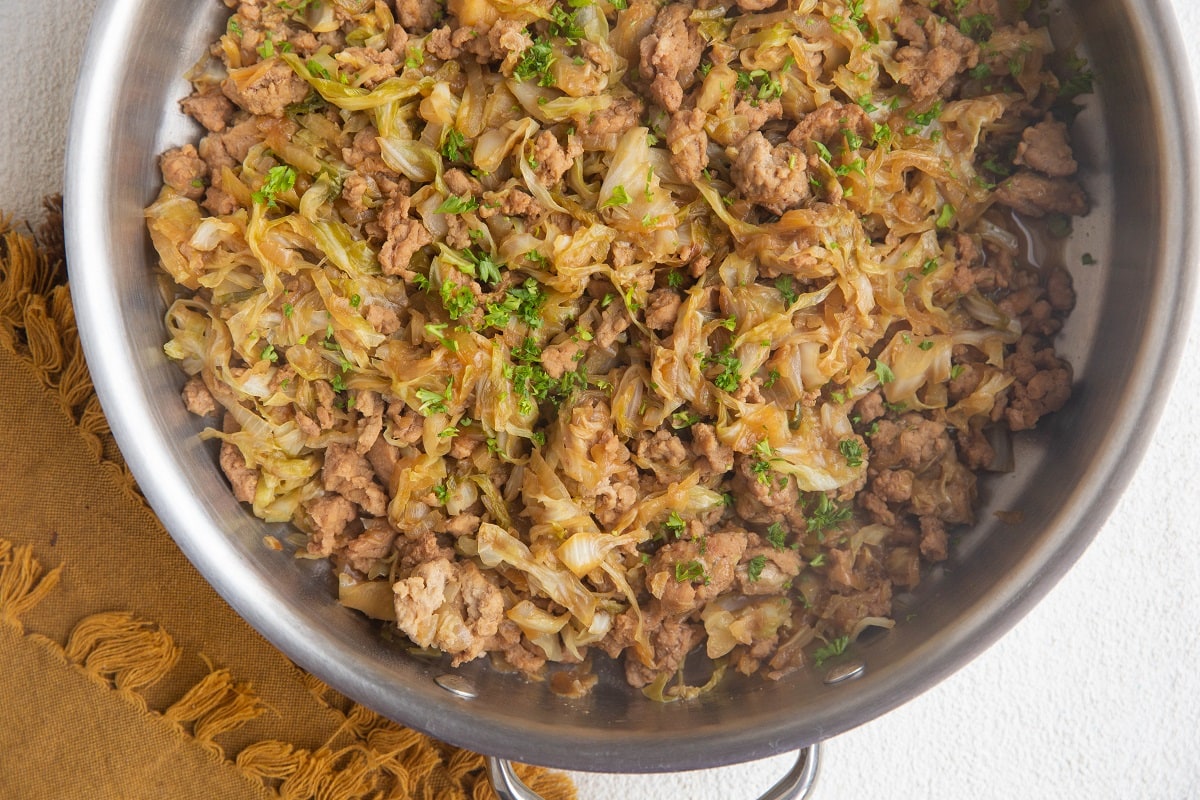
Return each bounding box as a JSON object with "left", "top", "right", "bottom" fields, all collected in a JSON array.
[{"left": 5, "top": 2, "right": 1197, "bottom": 797}]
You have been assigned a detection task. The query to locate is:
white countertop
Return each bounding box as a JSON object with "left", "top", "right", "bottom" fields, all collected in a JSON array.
[{"left": 8, "top": 2, "right": 1198, "bottom": 797}]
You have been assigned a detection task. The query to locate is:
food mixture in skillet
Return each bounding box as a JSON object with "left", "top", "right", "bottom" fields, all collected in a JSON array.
[{"left": 149, "top": 0, "right": 1092, "bottom": 696}]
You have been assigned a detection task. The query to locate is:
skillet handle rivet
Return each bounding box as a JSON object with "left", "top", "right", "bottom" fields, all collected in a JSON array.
[{"left": 435, "top": 673, "right": 479, "bottom": 699}]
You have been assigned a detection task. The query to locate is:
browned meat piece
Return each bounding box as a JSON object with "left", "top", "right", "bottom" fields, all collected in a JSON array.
[
  {"left": 345, "top": 521, "right": 398, "bottom": 573},
  {"left": 540, "top": 338, "right": 583, "bottom": 379},
  {"left": 787, "top": 102, "right": 873, "bottom": 148},
  {"left": 869, "top": 413, "right": 951, "bottom": 472},
  {"left": 731, "top": 97, "right": 783, "bottom": 141},
  {"left": 692, "top": 423, "right": 733, "bottom": 476},
  {"left": 1014, "top": 116, "right": 1079, "bottom": 178},
  {"left": 645, "top": 531, "right": 748, "bottom": 616},
  {"left": 732, "top": 453, "right": 800, "bottom": 524},
  {"left": 1044, "top": 266, "right": 1076, "bottom": 313},
  {"left": 491, "top": 619, "right": 549, "bottom": 674},
  {"left": 638, "top": 4, "right": 704, "bottom": 113},
  {"left": 532, "top": 130, "right": 583, "bottom": 187},
  {"left": 909, "top": 451, "right": 976, "bottom": 525},
  {"left": 995, "top": 171, "right": 1090, "bottom": 218},
  {"left": 489, "top": 19, "right": 535, "bottom": 75},
  {"left": 624, "top": 614, "right": 703, "bottom": 688},
  {"left": 392, "top": 558, "right": 504, "bottom": 665},
  {"left": 443, "top": 168, "right": 481, "bottom": 198},
  {"left": 355, "top": 390, "right": 385, "bottom": 454},
  {"left": 323, "top": 442, "right": 389, "bottom": 517},
  {"left": 378, "top": 195, "right": 432, "bottom": 277},
  {"left": 575, "top": 94, "right": 644, "bottom": 151},
  {"left": 893, "top": 4, "right": 979, "bottom": 102},
  {"left": 180, "top": 89, "right": 235, "bottom": 133},
  {"left": 1002, "top": 335, "right": 1073, "bottom": 431},
  {"left": 305, "top": 494, "right": 357, "bottom": 557},
  {"left": 593, "top": 302, "right": 631, "bottom": 349},
  {"left": 666, "top": 107, "right": 708, "bottom": 184},
  {"left": 396, "top": 529, "right": 456, "bottom": 571},
  {"left": 159, "top": 145, "right": 208, "bottom": 201},
  {"left": 636, "top": 429, "right": 689, "bottom": 473},
  {"left": 219, "top": 440, "right": 258, "bottom": 504},
  {"left": 181, "top": 375, "right": 217, "bottom": 417},
  {"left": 366, "top": 437, "right": 400, "bottom": 489},
  {"left": 394, "top": 0, "right": 441, "bottom": 34},
  {"left": 731, "top": 132, "right": 810, "bottom": 215},
  {"left": 441, "top": 513, "right": 481, "bottom": 537},
  {"left": 919, "top": 516, "right": 948, "bottom": 561},
  {"left": 424, "top": 26, "right": 460, "bottom": 61},
  {"left": 854, "top": 389, "right": 886, "bottom": 426},
  {"left": 734, "top": 0, "right": 778, "bottom": 10},
  {"left": 222, "top": 58, "right": 310, "bottom": 117},
  {"left": 737, "top": 541, "right": 802, "bottom": 595},
  {"left": 954, "top": 424, "right": 995, "bottom": 471},
  {"left": 643, "top": 288, "right": 681, "bottom": 331},
  {"left": 198, "top": 117, "right": 262, "bottom": 173}
]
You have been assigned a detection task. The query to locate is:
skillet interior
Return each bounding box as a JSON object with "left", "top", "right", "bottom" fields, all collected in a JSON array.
[{"left": 64, "top": 0, "right": 1196, "bottom": 771}]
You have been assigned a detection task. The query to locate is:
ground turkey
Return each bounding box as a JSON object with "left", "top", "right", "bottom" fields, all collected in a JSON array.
[{"left": 731, "top": 132, "right": 810, "bottom": 215}]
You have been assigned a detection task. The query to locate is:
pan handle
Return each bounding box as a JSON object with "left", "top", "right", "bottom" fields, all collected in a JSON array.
[{"left": 486, "top": 743, "right": 820, "bottom": 800}]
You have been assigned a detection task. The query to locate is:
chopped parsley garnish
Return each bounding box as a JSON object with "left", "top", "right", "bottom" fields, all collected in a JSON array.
[
  {"left": 735, "top": 69, "right": 783, "bottom": 106},
  {"left": 701, "top": 345, "right": 742, "bottom": 392},
  {"left": 440, "top": 280, "right": 476, "bottom": 320},
  {"left": 813, "top": 636, "right": 849, "bottom": 667},
  {"left": 675, "top": 560, "right": 708, "bottom": 583},
  {"left": 432, "top": 483, "right": 449, "bottom": 503},
  {"left": 921, "top": 258, "right": 939, "bottom": 275},
  {"left": 959, "top": 13, "right": 995, "bottom": 40},
  {"left": 776, "top": 276, "right": 798, "bottom": 305},
  {"left": 1058, "top": 51, "right": 1095, "bottom": 100},
  {"left": 906, "top": 100, "right": 944, "bottom": 128},
  {"left": 514, "top": 38, "right": 556, "bottom": 87},
  {"left": 747, "top": 555, "right": 767, "bottom": 583},
  {"left": 749, "top": 439, "right": 780, "bottom": 485},
  {"left": 838, "top": 438, "right": 864, "bottom": 467},
  {"left": 261, "top": 344, "right": 278, "bottom": 362},
  {"left": 435, "top": 195, "right": 480, "bottom": 214},
  {"left": 805, "top": 494, "right": 852, "bottom": 536},
  {"left": 763, "top": 368, "right": 781, "bottom": 389},
  {"left": 252, "top": 165, "right": 297, "bottom": 208},
  {"left": 667, "top": 269, "right": 685, "bottom": 289},
  {"left": 873, "top": 360, "right": 895, "bottom": 384},
  {"left": 549, "top": 5, "right": 585, "bottom": 43},
  {"left": 600, "top": 184, "right": 631, "bottom": 209},
  {"left": 809, "top": 553, "right": 826, "bottom": 567},
  {"left": 416, "top": 377, "right": 454, "bottom": 415},
  {"left": 935, "top": 203, "right": 956, "bottom": 229},
  {"left": 424, "top": 322, "right": 459, "bottom": 352},
  {"left": 664, "top": 511, "right": 687, "bottom": 538},
  {"left": 459, "top": 248, "right": 503, "bottom": 285},
  {"left": 670, "top": 410, "right": 701, "bottom": 428},
  {"left": 441, "top": 128, "right": 471, "bottom": 163},
  {"left": 483, "top": 277, "right": 546, "bottom": 329},
  {"left": 765, "top": 522, "right": 788, "bottom": 550}
]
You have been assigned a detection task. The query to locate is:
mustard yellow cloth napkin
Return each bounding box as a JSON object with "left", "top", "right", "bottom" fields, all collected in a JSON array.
[{"left": 0, "top": 200, "right": 576, "bottom": 800}]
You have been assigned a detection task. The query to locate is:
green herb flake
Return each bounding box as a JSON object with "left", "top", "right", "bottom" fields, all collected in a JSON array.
[
  {"left": 838, "top": 438, "right": 864, "bottom": 468},
  {"left": 514, "top": 38, "right": 556, "bottom": 87},
  {"left": 416, "top": 377, "right": 454, "bottom": 416},
  {"left": 873, "top": 360, "right": 895, "bottom": 384},
  {"left": 813, "top": 636, "right": 849, "bottom": 667},
  {"left": 600, "top": 184, "right": 631, "bottom": 209},
  {"left": 436, "top": 195, "right": 480, "bottom": 214},
  {"left": 765, "top": 522, "right": 788, "bottom": 550},
  {"left": 252, "top": 165, "right": 297, "bottom": 208},
  {"left": 747, "top": 554, "right": 767, "bottom": 583},
  {"left": 675, "top": 559, "right": 708, "bottom": 583}
]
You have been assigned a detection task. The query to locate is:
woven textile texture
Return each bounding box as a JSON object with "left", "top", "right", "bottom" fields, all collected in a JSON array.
[{"left": 0, "top": 199, "right": 576, "bottom": 800}]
